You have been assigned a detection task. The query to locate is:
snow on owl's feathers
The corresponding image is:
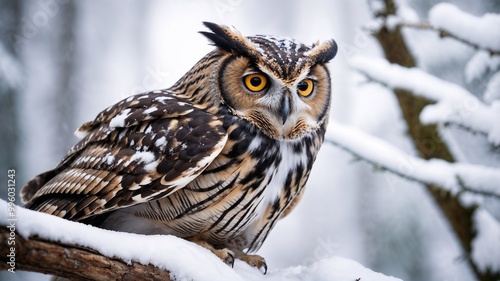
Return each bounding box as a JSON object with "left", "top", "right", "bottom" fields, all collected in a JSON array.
[{"left": 21, "top": 22, "right": 337, "bottom": 271}]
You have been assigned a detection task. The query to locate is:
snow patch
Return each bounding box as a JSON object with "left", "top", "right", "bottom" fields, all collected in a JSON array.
[
  {"left": 109, "top": 108, "right": 132, "bottom": 128},
  {"left": 251, "top": 35, "right": 305, "bottom": 63},
  {"left": 471, "top": 208, "right": 500, "bottom": 273},
  {"left": 465, "top": 51, "right": 500, "bottom": 83},
  {"left": 486, "top": 101, "right": 500, "bottom": 144},
  {"left": 397, "top": 1, "right": 419, "bottom": 23},
  {"left": 365, "top": 0, "right": 418, "bottom": 32},
  {"left": 235, "top": 256, "right": 403, "bottom": 281},
  {"left": 130, "top": 151, "right": 156, "bottom": 164},
  {"left": 484, "top": 72, "right": 500, "bottom": 103},
  {"left": 103, "top": 153, "right": 115, "bottom": 165},
  {"left": 350, "top": 56, "right": 500, "bottom": 145},
  {"left": 121, "top": 151, "right": 158, "bottom": 172},
  {"left": 351, "top": 56, "right": 470, "bottom": 102},
  {"left": 429, "top": 3, "right": 500, "bottom": 51},
  {"left": 144, "top": 125, "right": 153, "bottom": 134},
  {"left": 370, "top": 0, "right": 386, "bottom": 15},
  {"left": 154, "top": 96, "right": 173, "bottom": 104},
  {"left": 155, "top": 136, "right": 168, "bottom": 150},
  {"left": 143, "top": 107, "right": 158, "bottom": 115},
  {"left": 143, "top": 162, "right": 158, "bottom": 173}
]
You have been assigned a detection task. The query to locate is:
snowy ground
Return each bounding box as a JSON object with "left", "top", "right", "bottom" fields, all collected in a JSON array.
[{"left": 0, "top": 199, "right": 401, "bottom": 281}]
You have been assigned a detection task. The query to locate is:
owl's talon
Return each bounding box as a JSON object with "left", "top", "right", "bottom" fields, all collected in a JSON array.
[
  {"left": 210, "top": 248, "right": 235, "bottom": 266},
  {"left": 227, "top": 252, "right": 235, "bottom": 268},
  {"left": 235, "top": 252, "right": 267, "bottom": 274},
  {"left": 186, "top": 238, "right": 236, "bottom": 266},
  {"left": 262, "top": 262, "right": 268, "bottom": 275}
]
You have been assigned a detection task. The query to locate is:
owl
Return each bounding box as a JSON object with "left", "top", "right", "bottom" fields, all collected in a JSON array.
[{"left": 22, "top": 22, "right": 337, "bottom": 273}]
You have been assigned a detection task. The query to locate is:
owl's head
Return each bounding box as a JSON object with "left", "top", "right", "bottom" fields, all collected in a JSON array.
[{"left": 200, "top": 22, "right": 337, "bottom": 140}]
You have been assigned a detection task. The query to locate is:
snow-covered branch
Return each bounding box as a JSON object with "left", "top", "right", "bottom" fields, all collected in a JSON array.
[
  {"left": 396, "top": 22, "right": 500, "bottom": 56},
  {"left": 361, "top": 1, "right": 500, "bottom": 279},
  {"left": 368, "top": 2, "right": 500, "bottom": 55},
  {"left": 325, "top": 120, "right": 500, "bottom": 200},
  {"left": 0, "top": 200, "right": 402, "bottom": 281},
  {"left": 471, "top": 208, "right": 500, "bottom": 274},
  {"left": 428, "top": 3, "right": 500, "bottom": 55},
  {"left": 0, "top": 200, "right": 245, "bottom": 281},
  {"left": 350, "top": 56, "right": 500, "bottom": 145},
  {"left": 325, "top": 119, "right": 500, "bottom": 274},
  {"left": 0, "top": 226, "right": 172, "bottom": 280}
]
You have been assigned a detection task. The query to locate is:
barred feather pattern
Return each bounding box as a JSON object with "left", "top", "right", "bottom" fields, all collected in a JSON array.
[
  {"left": 22, "top": 22, "right": 336, "bottom": 257},
  {"left": 114, "top": 114, "right": 325, "bottom": 252}
]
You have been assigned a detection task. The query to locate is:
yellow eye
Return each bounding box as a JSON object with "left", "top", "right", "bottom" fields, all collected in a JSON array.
[
  {"left": 297, "top": 79, "right": 314, "bottom": 97},
  {"left": 243, "top": 73, "right": 268, "bottom": 92}
]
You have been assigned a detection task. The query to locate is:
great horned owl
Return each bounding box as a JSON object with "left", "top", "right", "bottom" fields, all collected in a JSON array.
[{"left": 22, "top": 22, "right": 337, "bottom": 272}]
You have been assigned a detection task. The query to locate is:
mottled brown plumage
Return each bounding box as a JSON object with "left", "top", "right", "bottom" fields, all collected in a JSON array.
[{"left": 22, "top": 22, "right": 337, "bottom": 272}]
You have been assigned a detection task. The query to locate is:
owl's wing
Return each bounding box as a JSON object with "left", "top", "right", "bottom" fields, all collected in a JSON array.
[{"left": 22, "top": 91, "right": 227, "bottom": 221}]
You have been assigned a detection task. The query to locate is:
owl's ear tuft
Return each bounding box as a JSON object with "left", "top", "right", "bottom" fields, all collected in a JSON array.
[
  {"left": 200, "top": 22, "right": 253, "bottom": 56},
  {"left": 308, "top": 39, "right": 338, "bottom": 64}
]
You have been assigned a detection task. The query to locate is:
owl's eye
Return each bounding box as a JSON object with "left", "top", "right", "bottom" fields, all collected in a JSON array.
[
  {"left": 297, "top": 79, "right": 314, "bottom": 97},
  {"left": 243, "top": 73, "right": 268, "bottom": 92}
]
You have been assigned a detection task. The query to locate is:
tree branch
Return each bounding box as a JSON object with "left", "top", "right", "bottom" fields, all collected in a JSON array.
[
  {"left": 368, "top": 1, "right": 499, "bottom": 280},
  {"left": 0, "top": 226, "right": 171, "bottom": 281},
  {"left": 350, "top": 56, "right": 500, "bottom": 146},
  {"left": 398, "top": 22, "right": 500, "bottom": 56},
  {"left": 324, "top": 121, "right": 500, "bottom": 200},
  {"left": 325, "top": 138, "right": 500, "bottom": 200}
]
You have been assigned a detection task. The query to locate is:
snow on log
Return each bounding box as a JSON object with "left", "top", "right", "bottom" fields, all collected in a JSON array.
[
  {"left": 0, "top": 200, "right": 402, "bottom": 281},
  {"left": 0, "top": 200, "right": 240, "bottom": 281}
]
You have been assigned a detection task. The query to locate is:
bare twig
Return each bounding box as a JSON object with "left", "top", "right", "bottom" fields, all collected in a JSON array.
[{"left": 0, "top": 226, "right": 171, "bottom": 281}]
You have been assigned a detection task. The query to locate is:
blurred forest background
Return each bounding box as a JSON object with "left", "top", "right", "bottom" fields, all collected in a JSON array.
[{"left": 1, "top": 0, "right": 499, "bottom": 280}]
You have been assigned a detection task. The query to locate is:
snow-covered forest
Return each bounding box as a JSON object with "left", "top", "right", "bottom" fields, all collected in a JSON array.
[{"left": 1, "top": 0, "right": 499, "bottom": 280}]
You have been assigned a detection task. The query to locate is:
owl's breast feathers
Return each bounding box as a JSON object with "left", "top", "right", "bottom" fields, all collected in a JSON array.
[{"left": 22, "top": 90, "right": 324, "bottom": 252}]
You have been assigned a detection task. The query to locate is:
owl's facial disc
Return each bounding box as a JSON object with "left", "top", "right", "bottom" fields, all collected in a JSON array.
[
  {"left": 208, "top": 24, "right": 336, "bottom": 139},
  {"left": 218, "top": 56, "right": 330, "bottom": 140}
]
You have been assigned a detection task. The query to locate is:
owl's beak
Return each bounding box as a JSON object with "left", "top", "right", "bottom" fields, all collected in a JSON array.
[{"left": 279, "top": 94, "right": 291, "bottom": 125}]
